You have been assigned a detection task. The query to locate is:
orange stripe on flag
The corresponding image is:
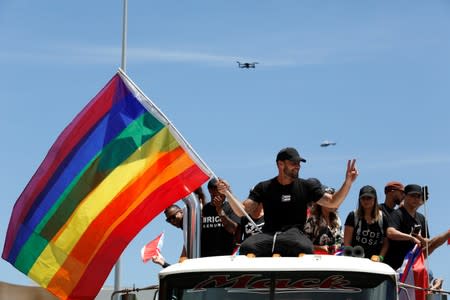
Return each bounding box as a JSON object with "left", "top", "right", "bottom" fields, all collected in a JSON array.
[
  {"left": 70, "top": 164, "right": 208, "bottom": 299},
  {"left": 46, "top": 148, "right": 196, "bottom": 298}
]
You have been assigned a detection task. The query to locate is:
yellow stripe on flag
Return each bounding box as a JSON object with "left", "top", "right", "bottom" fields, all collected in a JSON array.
[{"left": 28, "top": 127, "right": 180, "bottom": 286}]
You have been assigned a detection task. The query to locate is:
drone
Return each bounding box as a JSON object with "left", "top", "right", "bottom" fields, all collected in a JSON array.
[
  {"left": 320, "top": 140, "right": 337, "bottom": 147},
  {"left": 237, "top": 61, "right": 258, "bottom": 68}
]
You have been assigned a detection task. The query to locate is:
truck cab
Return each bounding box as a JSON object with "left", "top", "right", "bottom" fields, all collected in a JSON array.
[{"left": 158, "top": 254, "right": 398, "bottom": 300}]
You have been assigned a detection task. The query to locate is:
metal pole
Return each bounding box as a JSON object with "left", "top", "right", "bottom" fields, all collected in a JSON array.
[
  {"left": 121, "top": 0, "right": 128, "bottom": 71},
  {"left": 422, "top": 186, "right": 431, "bottom": 276},
  {"left": 113, "top": 260, "right": 121, "bottom": 299},
  {"left": 115, "top": 0, "right": 128, "bottom": 297},
  {"left": 182, "top": 193, "right": 202, "bottom": 258}
]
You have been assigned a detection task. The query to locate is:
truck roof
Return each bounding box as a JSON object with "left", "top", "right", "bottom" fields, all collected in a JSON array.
[{"left": 159, "top": 254, "right": 398, "bottom": 278}]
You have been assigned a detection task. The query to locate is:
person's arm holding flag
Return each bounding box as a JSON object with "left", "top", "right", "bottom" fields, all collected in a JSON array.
[
  {"left": 151, "top": 249, "right": 171, "bottom": 268},
  {"left": 425, "top": 229, "right": 450, "bottom": 255}
]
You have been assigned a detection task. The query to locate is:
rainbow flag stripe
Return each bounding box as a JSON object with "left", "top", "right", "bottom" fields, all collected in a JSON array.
[{"left": 2, "top": 70, "right": 210, "bottom": 299}]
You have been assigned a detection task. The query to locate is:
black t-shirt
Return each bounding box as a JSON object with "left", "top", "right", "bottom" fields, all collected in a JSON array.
[
  {"left": 238, "top": 215, "right": 265, "bottom": 242},
  {"left": 344, "top": 211, "right": 389, "bottom": 259},
  {"left": 379, "top": 203, "right": 395, "bottom": 224},
  {"left": 201, "top": 201, "right": 238, "bottom": 257},
  {"left": 384, "top": 207, "right": 429, "bottom": 270},
  {"left": 248, "top": 177, "right": 323, "bottom": 233},
  {"left": 379, "top": 203, "right": 394, "bottom": 216}
]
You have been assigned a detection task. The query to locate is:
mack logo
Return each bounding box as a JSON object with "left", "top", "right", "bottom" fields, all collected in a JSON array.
[{"left": 191, "top": 274, "right": 361, "bottom": 292}]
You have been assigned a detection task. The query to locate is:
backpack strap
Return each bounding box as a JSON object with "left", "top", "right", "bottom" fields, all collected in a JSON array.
[{"left": 378, "top": 211, "right": 384, "bottom": 235}]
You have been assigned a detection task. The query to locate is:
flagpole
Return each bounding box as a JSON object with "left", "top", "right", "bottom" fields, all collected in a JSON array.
[
  {"left": 114, "top": 0, "right": 128, "bottom": 297},
  {"left": 117, "top": 69, "right": 216, "bottom": 178},
  {"left": 422, "top": 186, "right": 430, "bottom": 276},
  {"left": 118, "top": 69, "right": 261, "bottom": 231},
  {"left": 121, "top": 0, "right": 127, "bottom": 72}
]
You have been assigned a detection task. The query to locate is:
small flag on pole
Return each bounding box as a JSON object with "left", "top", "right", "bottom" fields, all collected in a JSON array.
[{"left": 141, "top": 232, "right": 164, "bottom": 263}]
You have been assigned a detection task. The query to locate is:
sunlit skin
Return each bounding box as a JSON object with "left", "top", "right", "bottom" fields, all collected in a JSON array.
[
  {"left": 383, "top": 185, "right": 405, "bottom": 210},
  {"left": 403, "top": 193, "right": 424, "bottom": 212},
  {"left": 278, "top": 160, "right": 301, "bottom": 183},
  {"left": 360, "top": 196, "right": 375, "bottom": 209},
  {"left": 208, "top": 186, "right": 226, "bottom": 208},
  {"left": 359, "top": 196, "right": 376, "bottom": 223},
  {"left": 244, "top": 200, "right": 264, "bottom": 219},
  {"left": 392, "top": 190, "right": 405, "bottom": 206}
]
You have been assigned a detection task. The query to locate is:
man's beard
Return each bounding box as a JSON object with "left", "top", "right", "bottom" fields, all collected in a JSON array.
[{"left": 284, "top": 166, "right": 299, "bottom": 179}]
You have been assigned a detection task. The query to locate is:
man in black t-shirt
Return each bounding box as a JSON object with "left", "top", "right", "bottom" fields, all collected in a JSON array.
[
  {"left": 218, "top": 147, "right": 358, "bottom": 257},
  {"left": 379, "top": 181, "right": 405, "bottom": 218},
  {"left": 385, "top": 184, "right": 429, "bottom": 270},
  {"left": 201, "top": 178, "right": 240, "bottom": 257}
]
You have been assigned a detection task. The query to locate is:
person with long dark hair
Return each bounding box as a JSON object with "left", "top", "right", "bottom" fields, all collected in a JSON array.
[
  {"left": 304, "top": 202, "right": 343, "bottom": 254},
  {"left": 344, "top": 185, "right": 389, "bottom": 261}
]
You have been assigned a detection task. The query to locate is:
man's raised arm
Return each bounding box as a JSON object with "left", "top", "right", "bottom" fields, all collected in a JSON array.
[{"left": 317, "top": 159, "right": 358, "bottom": 209}]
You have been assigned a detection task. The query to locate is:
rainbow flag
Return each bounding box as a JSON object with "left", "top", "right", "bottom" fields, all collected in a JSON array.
[{"left": 2, "top": 70, "right": 211, "bottom": 299}]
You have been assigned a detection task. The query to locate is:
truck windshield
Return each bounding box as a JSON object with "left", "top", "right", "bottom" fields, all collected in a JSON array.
[{"left": 160, "top": 271, "right": 396, "bottom": 300}]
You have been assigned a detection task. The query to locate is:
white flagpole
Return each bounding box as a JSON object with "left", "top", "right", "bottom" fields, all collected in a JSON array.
[
  {"left": 422, "top": 186, "right": 430, "bottom": 276},
  {"left": 117, "top": 69, "right": 215, "bottom": 177},
  {"left": 114, "top": 0, "right": 127, "bottom": 297},
  {"left": 116, "top": 2, "right": 258, "bottom": 265},
  {"left": 118, "top": 69, "right": 261, "bottom": 233},
  {"left": 121, "top": 0, "right": 127, "bottom": 72}
]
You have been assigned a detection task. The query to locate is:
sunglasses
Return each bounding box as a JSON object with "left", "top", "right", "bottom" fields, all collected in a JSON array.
[{"left": 166, "top": 210, "right": 181, "bottom": 223}]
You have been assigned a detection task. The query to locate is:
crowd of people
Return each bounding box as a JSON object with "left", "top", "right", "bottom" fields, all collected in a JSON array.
[{"left": 153, "top": 147, "right": 449, "bottom": 288}]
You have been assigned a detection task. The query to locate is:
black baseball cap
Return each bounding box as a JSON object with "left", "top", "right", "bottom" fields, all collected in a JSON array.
[
  {"left": 359, "top": 185, "right": 377, "bottom": 199},
  {"left": 276, "top": 147, "right": 306, "bottom": 163},
  {"left": 404, "top": 184, "right": 422, "bottom": 195}
]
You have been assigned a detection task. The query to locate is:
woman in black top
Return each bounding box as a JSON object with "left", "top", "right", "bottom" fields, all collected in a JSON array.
[{"left": 344, "top": 185, "right": 389, "bottom": 262}]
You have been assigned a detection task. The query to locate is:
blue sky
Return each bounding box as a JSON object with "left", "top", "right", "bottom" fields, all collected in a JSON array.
[{"left": 1, "top": 0, "right": 449, "bottom": 292}]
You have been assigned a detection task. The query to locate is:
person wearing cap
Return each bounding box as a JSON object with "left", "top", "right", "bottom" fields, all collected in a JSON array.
[
  {"left": 343, "top": 185, "right": 389, "bottom": 261},
  {"left": 201, "top": 178, "right": 240, "bottom": 257},
  {"left": 216, "top": 147, "right": 358, "bottom": 257},
  {"left": 380, "top": 181, "right": 405, "bottom": 217},
  {"left": 384, "top": 184, "right": 429, "bottom": 270},
  {"left": 385, "top": 184, "right": 450, "bottom": 270}
]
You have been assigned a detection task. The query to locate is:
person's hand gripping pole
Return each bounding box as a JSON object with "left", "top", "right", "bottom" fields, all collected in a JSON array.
[{"left": 216, "top": 178, "right": 262, "bottom": 233}]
